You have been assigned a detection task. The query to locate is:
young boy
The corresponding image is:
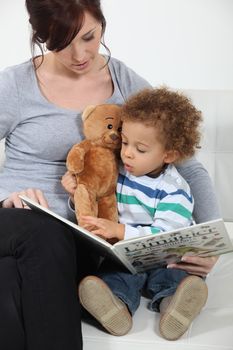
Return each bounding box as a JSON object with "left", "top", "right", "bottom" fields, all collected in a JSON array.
[{"left": 77, "top": 87, "right": 207, "bottom": 340}]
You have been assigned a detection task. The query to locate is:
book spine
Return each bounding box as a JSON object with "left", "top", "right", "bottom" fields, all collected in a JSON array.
[{"left": 113, "top": 248, "right": 137, "bottom": 274}]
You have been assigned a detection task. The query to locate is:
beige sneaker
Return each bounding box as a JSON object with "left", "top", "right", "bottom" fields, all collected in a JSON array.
[
  {"left": 79, "top": 275, "right": 132, "bottom": 336},
  {"left": 159, "top": 275, "right": 208, "bottom": 340}
]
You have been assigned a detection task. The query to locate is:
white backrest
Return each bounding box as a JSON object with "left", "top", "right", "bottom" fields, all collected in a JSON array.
[{"left": 184, "top": 90, "right": 233, "bottom": 221}]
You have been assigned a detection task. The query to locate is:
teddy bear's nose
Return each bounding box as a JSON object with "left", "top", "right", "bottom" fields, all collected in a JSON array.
[{"left": 110, "top": 134, "right": 119, "bottom": 141}]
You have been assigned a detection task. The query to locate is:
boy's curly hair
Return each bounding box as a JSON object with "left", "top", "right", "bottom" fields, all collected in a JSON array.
[{"left": 121, "top": 87, "right": 202, "bottom": 161}]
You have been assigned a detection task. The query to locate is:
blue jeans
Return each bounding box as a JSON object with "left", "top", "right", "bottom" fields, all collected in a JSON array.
[{"left": 98, "top": 262, "right": 189, "bottom": 315}]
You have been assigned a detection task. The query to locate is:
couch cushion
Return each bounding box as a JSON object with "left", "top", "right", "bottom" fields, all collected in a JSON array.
[{"left": 184, "top": 90, "right": 233, "bottom": 221}]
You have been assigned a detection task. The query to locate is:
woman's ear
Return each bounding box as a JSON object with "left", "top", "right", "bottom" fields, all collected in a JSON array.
[{"left": 164, "top": 150, "right": 180, "bottom": 164}]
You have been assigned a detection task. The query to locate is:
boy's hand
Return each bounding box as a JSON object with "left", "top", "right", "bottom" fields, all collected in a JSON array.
[
  {"left": 80, "top": 216, "right": 125, "bottom": 241},
  {"left": 61, "top": 171, "right": 77, "bottom": 203}
]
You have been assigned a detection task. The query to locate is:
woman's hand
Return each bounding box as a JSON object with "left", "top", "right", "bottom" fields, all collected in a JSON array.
[
  {"left": 80, "top": 215, "right": 125, "bottom": 241},
  {"left": 61, "top": 171, "right": 77, "bottom": 203},
  {"left": 2, "top": 188, "right": 49, "bottom": 209},
  {"left": 167, "top": 255, "right": 219, "bottom": 277}
]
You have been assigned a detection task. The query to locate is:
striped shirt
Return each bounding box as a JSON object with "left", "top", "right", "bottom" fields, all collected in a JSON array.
[{"left": 117, "top": 164, "right": 194, "bottom": 240}]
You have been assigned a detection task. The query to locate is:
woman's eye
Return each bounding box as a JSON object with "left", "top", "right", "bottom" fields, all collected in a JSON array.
[
  {"left": 107, "top": 124, "right": 113, "bottom": 129},
  {"left": 83, "top": 35, "right": 94, "bottom": 42}
]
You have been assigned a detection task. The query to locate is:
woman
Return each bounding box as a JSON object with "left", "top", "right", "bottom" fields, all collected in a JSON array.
[{"left": 0, "top": 0, "right": 219, "bottom": 349}]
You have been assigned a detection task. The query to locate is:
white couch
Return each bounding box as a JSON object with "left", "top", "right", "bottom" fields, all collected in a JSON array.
[{"left": 0, "top": 90, "right": 233, "bottom": 350}]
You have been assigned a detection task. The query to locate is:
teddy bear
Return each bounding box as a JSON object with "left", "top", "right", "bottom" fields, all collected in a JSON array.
[{"left": 66, "top": 104, "right": 122, "bottom": 229}]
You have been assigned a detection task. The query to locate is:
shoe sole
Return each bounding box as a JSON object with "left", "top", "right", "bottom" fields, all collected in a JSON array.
[
  {"left": 79, "top": 276, "right": 132, "bottom": 336},
  {"left": 159, "top": 275, "right": 208, "bottom": 340}
]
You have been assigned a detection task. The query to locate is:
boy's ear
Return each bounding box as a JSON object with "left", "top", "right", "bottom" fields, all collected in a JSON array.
[{"left": 164, "top": 150, "right": 180, "bottom": 164}]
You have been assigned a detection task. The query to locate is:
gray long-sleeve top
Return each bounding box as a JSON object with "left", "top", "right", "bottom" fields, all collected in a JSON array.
[{"left": 0, "top": 57, "right": 220, "bottom": 222}]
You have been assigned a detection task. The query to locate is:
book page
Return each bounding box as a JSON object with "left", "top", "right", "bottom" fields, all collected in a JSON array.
[{"left": 115, "top": 219, "right": 233, "bottom": 273}]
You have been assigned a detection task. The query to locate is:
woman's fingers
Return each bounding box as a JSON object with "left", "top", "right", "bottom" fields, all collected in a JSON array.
[
  {"left": 2, "top": 192, "right": 23, "bottom": 208},
  {"left": 2, "top": 189, "right": 49, "bottom": 209},
  {"left": 167, "top": 255, "right": 219, "bottom": 277}
]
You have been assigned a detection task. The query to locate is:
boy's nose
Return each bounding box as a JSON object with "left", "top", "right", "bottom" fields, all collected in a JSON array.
[{"left": 124, "top": 148, "right": 133, "bottom": 159}]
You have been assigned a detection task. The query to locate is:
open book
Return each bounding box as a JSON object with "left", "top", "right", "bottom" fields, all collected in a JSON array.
[{"left": 20, "top": 195, "right": 233, "bottom": 274}]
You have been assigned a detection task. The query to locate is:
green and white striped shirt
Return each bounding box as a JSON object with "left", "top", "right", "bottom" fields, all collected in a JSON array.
[{"left": 117, "top": 164, "right": 194, "bottom": 240}]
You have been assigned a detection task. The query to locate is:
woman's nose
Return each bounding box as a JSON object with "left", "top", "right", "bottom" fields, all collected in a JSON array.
[{"left": 71, "top": 43, "right": 86, "bottom": 62}]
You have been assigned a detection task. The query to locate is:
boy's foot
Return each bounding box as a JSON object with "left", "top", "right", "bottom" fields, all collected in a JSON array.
[
  {"left": 159, "top": 275, "right": 208, "bottom": 340},
  {"left": 79, "top": 275, "right": 132, "bottom": 336}
]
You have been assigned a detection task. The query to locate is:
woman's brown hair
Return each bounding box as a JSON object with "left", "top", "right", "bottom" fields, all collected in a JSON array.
[{"left": 25, "top": 0, "right": 110, "bottom": 61}]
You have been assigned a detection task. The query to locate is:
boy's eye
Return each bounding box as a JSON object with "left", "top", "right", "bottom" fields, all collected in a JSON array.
[{"left": 137, "top": 149, "right": 146, "bottom": 153}]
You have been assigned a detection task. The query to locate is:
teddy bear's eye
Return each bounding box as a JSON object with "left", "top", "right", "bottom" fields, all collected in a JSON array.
[
  {"left": 118, "top": 127, "right": 122, "bottom": 132},
  {"left": 107, "top": 124, "right": 113, "bottom": 129}
]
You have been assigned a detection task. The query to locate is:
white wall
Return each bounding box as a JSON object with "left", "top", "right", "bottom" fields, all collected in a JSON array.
[
  {"left": 1, "top": 1, "right": 30, "bottom": 67},
  {"left": 1, "top": 0, "right": 233, "bottom": 89}
]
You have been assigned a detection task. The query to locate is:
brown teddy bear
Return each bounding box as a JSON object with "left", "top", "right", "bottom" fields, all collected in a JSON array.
[{"left": 66, "top": 104, "right": 122, "bottom": 228}]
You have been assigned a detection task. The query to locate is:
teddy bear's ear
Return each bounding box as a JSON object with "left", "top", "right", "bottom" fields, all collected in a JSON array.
[{"left": 82, "top": 105, "right": 96, "bottom": 121}]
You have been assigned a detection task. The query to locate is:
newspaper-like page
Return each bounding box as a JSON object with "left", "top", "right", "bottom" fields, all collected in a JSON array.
[
  {"left": 114, "top": 219, "right": 233, "bottom": 273},
  {"left": 19, "top": 196, "right": 233, "bottom": 274}
]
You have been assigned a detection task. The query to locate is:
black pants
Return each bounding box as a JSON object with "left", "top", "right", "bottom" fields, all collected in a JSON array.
[{"left": 0, "top": 208, "right": 94, "bottom": 350}]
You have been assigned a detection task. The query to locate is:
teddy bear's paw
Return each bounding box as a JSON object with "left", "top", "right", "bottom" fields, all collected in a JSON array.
[{"left": 67, "top": 156, "right": 85, "bottom": 173}]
